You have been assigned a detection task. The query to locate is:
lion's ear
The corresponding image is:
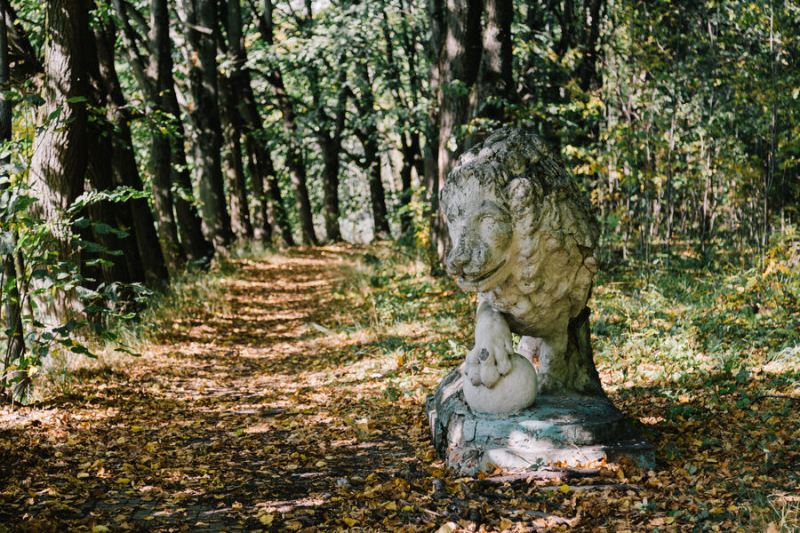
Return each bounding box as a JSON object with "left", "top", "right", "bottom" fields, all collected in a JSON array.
[{"left": 508, "top": 177, "right": 538, "bottom": 213}]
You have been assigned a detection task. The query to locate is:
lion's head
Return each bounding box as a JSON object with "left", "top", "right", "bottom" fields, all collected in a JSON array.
[{"left": 440, "top": 128, "right": 599, "bottom": 311}]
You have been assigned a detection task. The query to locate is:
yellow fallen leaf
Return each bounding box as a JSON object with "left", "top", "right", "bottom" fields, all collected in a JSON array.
[
  {"left": 77, "top": 472, "right": 90, "bottom": 479},
  {"left": 315, "top": 460, "right": 327, "bottom": 467},
  {"left": 92, "top": 526, "right": 110, "bottom": 533},
  {"left": 343, "top": 517, "right": 357, "bottom": 527},
  {"left": 664, "top": 516, "right": 676, "bottom": 524},
  {"left": 143, "top": 516, "right": 154, "bottom": 521},
  {"left": 285, "top": 520, "right": 302, "bottom": 530},
  {"left": 131, "top": 425, "right": 142, "bottom": 433},
  {"left": 436, "top": 522, "right": 457, "bottom": 533},
  {"left": 384, "top": 501, "right": 397, "bottom": 511},
  {"left": 559, "top": 484, "right": 571, "bottom": 492},
  {"left": 500, "top": 517, "right": 513, "bottom": 530},
  {"left": 355, "top": 418, "right": 370, "bottom": 436},
  {"left": 402, "top": 505, "right": 414, "bottom": 512},
  {"left": 116, "top": 478, "right": 131, "bottom": 484},
  {"left": 258, "top": 513, "right": 274, "bottom": 525}
]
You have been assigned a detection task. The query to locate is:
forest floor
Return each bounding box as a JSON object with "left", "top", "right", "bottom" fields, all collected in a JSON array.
[{"left": 0, "top": 245, "right": 798, "bottom": 533}]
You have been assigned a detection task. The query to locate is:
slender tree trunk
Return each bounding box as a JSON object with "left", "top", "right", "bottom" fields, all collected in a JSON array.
[
  {"left": 367, "top": 152, "right": 390, "bottom": 240},
  {"left": 180, "top": 0, "right": 234, "bottom": 252},
  {"left": 352, "top": 64, "right": 391, "bottom": 240},
  {"left": 219, "top": 0, "right": 253, "bottom": 240},
  {"left": 249, "top": 0, "right": 317, "bottom": 245},
  {"left": 314, "top": 65, "right": 347, "bottom": 243},
  {"left": 0, "top": 0, "right": 25, "bottom": 397},
  {"left": 467, "top": 0, "right": 512, "bottom": 146},
  {"left": 223, "top": 0, "right": 273, "bottom": 244},
  {"left": 95, "top": 20, "right": 169, "bottom": 285},
  {"left": 267, "top": 68, "right": 317, "bottom": 245},
  {"left": 434, "top": 0, "right": 482, "bottom": 264},
  {"left": 219, "top": 75, "right": 253, "bottom": 239},
  {"left": 319, "top": 141, "right": 342, "bottom": 243},
  {"left": 240, "top": 89, "right": 294, "bottom": 247}
]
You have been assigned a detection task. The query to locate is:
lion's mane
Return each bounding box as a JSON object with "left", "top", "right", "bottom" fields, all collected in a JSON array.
[{"left": 441, "top": 127, "right": 600, "bottom": 331}]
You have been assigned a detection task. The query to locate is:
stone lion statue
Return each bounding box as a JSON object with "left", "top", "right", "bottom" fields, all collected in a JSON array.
[{"left": 440, "top": 128, "right": 604, "bottom": 411}]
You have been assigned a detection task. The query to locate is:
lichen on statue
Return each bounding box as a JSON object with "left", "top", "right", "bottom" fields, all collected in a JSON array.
[{"left": 440, "top": 128, "right": 604, "bottom": 414}]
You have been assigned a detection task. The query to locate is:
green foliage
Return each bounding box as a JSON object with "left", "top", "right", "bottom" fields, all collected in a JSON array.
[
  {"left": 592, "top": 229, "right": 800, "bottom": 397},
  {"left": 0, "top": 162, "right": 148, "bottom": 404}
]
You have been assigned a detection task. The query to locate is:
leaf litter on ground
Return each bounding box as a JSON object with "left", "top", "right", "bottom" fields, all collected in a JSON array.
[{"left": 1, "top": 244, "right": 798, "bottom": 532}]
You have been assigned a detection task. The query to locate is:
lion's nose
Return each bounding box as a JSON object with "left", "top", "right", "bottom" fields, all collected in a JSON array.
[{"left": 446, "top": 244, "right": 470, "bottom": 276}]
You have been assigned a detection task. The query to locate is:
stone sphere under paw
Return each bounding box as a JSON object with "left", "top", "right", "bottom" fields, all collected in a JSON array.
[{"left": 462, "top": 354, "right": 538, "bottom": 414}]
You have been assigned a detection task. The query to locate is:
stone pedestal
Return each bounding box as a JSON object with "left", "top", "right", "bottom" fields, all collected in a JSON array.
[{"left": 427, "top": 367, "right": 655, "bottom": 476}]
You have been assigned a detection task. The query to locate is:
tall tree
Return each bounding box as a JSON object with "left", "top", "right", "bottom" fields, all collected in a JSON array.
[
  {"left": 0, "top": 0, "right": 25, "bottom": 398},
  {"left": 114, "top": 0, "right": 213, "bottom": 268},
  {"left": 27, "top": 0, "right": 93, "bottom": 324},
  {"left": 219, "top": 0, "right": 293, "bottom": 246},
  {"left": 94, "top": 18, "right": 169, "bottom": 286},
  {"left": 219, "top": 71, "right": 254, "bottom": 240},
  {"left": 379, "top": 0, "right": 425, "bottom": 234},
  {"left": 349, "top": 62, "right": 391, "bottom": 240},
  {"left": 254, "top": 0, "right": 318, "bottom": 245},
  {"left": 179, "top": 0, "right": 234, "bottom": 252},
  {"left": 312, "top": 65, "right": 348, "bottom": 243},
  {"left": 431, "top": 0, "right": 482, "bottom": 264},
  {"left": 467, "top": 0, "right": 513, "bottom": 145}
]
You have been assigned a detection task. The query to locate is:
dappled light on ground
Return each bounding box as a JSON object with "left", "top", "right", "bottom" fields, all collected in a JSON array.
[{"left": 1, "top": 246, "right": 798, "bottom": 532}]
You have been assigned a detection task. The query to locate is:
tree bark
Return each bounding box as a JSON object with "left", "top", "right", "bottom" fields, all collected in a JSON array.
[
  {"left": 28, "top": 0, "right": 92, "bottom": 325},
  {"left": 219, "top": 73, "right": 253, "bottom": 239},
  {"left": 433, "top": 0, "right": 482, "bottom": 265},
  {"left": 314, "top": 66, "right": 347, "bottom": 243},
  {"left": 95, "top": 19, "right": 169, "bottom": 285},
  {"left": 221, "top": 0, "right": 283, "bottom": 245},
  {"left": 180, "top": 0, "right": 234, "bottom": 252},
  {"left": 0, "top": 0, "right": 25, "bottom": 398},
  {"left": 264, "top": 67, "right": 317, "bottom": 246},
  {"left": 467, "top": 0, "right": 512, "bottom": 146},
  {"left": 351, "top": 64, "right": 391, "bottom": 240},
  {"left": 253, "top": 0, "right": 318, "bottom": 245},
  {"left": 115, "top": 0, "right": 211, "bottom": 270},
  {"left": 240, "top": 86, "right": 294, "bottom": 247}
]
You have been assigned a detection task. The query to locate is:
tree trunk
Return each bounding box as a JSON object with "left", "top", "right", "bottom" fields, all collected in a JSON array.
[
  {"left": 467, "top": 0, "right": 512, "bottom": 146},
  {"left": 314, "top": 66, "right": 347, "bottom": 243},
  {"left": 352, "top": 64, "right": 391, "bottom": 240},
  {"left": 240, "top": 88, "right": 294, "bottom": 247},
  {"left": 250, "top": 0, "right": 317, "bottom": 245},
  {"left": 219, "top": 74, "right": 253, "bottom": 239},
  {"left": 319, "top": 139, "right": 342, "bottom": 242},
  {"left": 180, "top": 0, "right": 234, "bottom": 252},
  {"left": 28, "top": 0, "right": 92, "bottom": 325},
  {"left": 0, "top": 0, "right": 25, "bottom": 398},
  {"left": 267, "top": 67, "right": 318, "bottom": 245},
  {"left": 367, "top": 152, "right": 390, "bottom": 240},
  {"left": 115, "top": 0, "right": 211, "bottom": 269},
  {"left": 222, "top": 0, "right": 269, "bottom": 244},
  {"left": 219, "top": 0, "right": 253, "bottom": 240},
  {"left": 95, "top": 19, "right": 169, "bottom": 285},
  {"left": 434, "top": 0, "right": 482, "bottom": 264}
]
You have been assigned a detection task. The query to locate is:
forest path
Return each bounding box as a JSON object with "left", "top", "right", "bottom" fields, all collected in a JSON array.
[{"left": 0, "top": 246, "right": 436, "bottom": 533}]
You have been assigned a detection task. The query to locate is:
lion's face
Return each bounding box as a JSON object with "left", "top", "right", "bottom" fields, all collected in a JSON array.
[{"left": 443, "top": 177, "right": 515, "bottom": 293}]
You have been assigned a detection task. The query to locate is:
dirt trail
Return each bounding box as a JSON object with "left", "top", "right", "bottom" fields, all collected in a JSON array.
[{"left": 0, "top": 246, "right": 435, "bottom": 533}]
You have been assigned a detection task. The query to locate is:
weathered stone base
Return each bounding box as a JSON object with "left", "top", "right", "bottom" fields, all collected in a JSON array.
[{"left": 427, "top": 367, "right": 655, "bottom": 476}]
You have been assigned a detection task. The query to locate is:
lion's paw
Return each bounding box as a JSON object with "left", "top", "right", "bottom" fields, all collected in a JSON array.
[{"left": 465, "top": 337, "right": 513, "bottom": 389}]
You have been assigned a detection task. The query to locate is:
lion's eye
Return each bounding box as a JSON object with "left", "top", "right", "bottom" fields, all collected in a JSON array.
[{"left": 478, "top": 212, "right": 499, "bottom": 225}]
